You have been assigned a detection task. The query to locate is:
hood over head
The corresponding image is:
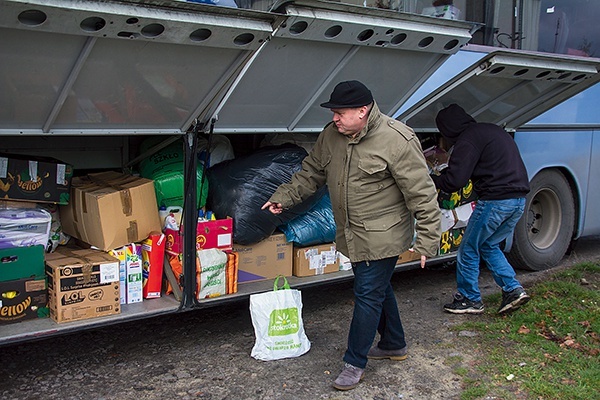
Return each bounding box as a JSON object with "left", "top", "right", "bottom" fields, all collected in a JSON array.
[{"left": 435, "top": 104, "right": 476, "bottom": 144}]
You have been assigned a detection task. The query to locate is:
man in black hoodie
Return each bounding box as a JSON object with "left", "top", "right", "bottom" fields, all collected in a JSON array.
[{"left": 432, "top": 104, "right": 531, "bottom": 314}]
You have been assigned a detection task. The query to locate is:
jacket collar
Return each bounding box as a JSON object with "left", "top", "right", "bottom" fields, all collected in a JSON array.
[{"left": 349, "top": 101, "right": 381, "bottom": 143}]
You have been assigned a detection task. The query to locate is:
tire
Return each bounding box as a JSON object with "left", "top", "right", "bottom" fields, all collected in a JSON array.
[{"left": 507, "top": 169, "right": 575, "bottom": 271}]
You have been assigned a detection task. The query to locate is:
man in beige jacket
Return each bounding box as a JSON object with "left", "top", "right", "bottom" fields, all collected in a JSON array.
[{"left": 262, "top": 80, "right": 441, "bottom": 391}]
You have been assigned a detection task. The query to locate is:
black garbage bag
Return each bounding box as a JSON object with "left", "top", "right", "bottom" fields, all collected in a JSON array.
[{"left": 206, "top": 144, "right": 326, "bottom": 245}]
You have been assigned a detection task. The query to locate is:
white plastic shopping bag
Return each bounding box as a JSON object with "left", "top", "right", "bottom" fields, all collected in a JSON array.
[{"left": 249, "top": 276, "right": 311, "bottom": 361}]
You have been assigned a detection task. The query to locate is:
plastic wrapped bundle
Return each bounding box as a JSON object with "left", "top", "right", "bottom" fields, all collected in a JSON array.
[
  {"left": 279, "top": 190, "right": 335, "bottom": 246},
  {"left": 139, "top": 138, "right": 208, "bottom": 208},
  {"left": 207, "top": 144, "right": 326, "bottom": 245},
  {"left": 0, "top": 207, "right": 52, "bottom": 249}
]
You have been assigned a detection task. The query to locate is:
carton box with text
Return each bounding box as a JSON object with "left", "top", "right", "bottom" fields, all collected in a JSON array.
[
  {"left": 108, "top": 247, "right": 127, "bottom": 305},
  {"left": 233, "top": 233, "right": 292, "bottom": 283},
  {"left": 125, "top": 244, "right": 143, "bottom": 304},
  {"left": 0, "top": 277, "right": 48, "bottom": 325},
  {"left": 164, "top": 217, "right": 233, "bottom": 256},
  {"left": 45, "top": 247, "right": 121, "bottom": 323},
  {"left": 59, "top": 171, "right": 161, "bottom": 251},
  {"left": 293, "top": 243, "right": 339, "bottom": 277},
  {"left": 0, "top": 153, "right": 73, "bottom": 205},
  {"left": 141, "top": 232, "right": 166, "bottom": 299}
]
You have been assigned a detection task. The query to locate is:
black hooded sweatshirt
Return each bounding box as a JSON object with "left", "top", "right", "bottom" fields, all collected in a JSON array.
[{"left": 431, "top": 104, "right": 530, "bottom": 200}]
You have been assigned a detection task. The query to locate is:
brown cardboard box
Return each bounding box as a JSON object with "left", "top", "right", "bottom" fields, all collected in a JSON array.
[
  {"left": 59, "top": 171, "right": 162, "bottom": 251},
  {"left": 45, "top": 247, "right": 121, "bottom": 323},
  {"left": 293, "top": 243, "right": 339, "bottom": 277},
  {"left": 233, "top": 233, "right": 292, "bottom": 283},
  {"left": 0, "top": 153, "right": 73, "bottom": 205},
  {"left": 0, "top": 277, "right": 48, "bottom": 325},
  {"left": 397, "top": 249, "right": 422, "bottom": 264}
]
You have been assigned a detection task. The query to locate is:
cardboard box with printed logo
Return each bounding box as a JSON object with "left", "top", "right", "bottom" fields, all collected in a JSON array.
[
  {"left": 164, "top": 217, "right": 233, "bottom": 256},
  {"left": 45, "top": 246, "right": 121, "bottom": 323},
  {"left": 0, "top": 276, "right": 48, "bottom": 325},
  {"left": 233, "top": 233, "right": 292, "bottom": 283},
  {"left": 0, "top": 153, "right": 73, "bottom": 205}
]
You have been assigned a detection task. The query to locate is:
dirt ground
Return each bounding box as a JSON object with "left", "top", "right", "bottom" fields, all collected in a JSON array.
[{"left": 1, "top": 238, "right": 598, "bottom": 400}]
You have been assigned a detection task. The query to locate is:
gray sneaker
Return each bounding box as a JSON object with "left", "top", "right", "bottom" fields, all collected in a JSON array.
[
  {"left": 498, "top": 287, "right": 530, "bottom": 314},
  {"left": 333, "top": 363, "right": 364, "bottom": 391},
  {"left": 444, "top": 293, "right": 485, "bottom": 314},
  {"left": 367, "top": 345, "right": 408, "bottom": 361}
]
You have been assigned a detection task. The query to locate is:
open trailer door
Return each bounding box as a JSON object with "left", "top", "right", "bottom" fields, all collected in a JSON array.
[
  {"left": 397, "top": 48, "right": 600, "bottom": 270},
  {"left": 0, "top": 0, "right": 477, "bottom": 345}
]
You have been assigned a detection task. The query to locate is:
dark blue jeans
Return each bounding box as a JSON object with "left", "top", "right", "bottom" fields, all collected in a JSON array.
[
  {"left": 344, "top": 256, "right": 406, "bottom": 369},
  {"left": 457, "top": 198, "right": 526, "bottom": 302}
]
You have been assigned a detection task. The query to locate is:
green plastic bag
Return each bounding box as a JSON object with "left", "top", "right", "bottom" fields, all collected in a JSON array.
[{"left": 139, "top": 138, "right": 208, "bottom": 208}]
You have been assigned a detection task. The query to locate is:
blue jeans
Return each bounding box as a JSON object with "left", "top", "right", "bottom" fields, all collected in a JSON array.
[
  {"left": 344, "top": 256, "right": 406, "bottom": 369},
  {"left": 457, "top": 198, "right": 526, "bottom": 302}
]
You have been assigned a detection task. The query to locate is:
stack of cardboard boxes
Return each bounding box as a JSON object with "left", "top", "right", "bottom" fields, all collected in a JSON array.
[{"left": 0, "top": 153, "right": 73, "bottom": 325}]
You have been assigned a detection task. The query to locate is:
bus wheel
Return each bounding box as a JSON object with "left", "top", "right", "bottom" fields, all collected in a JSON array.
[{"left": 507, "top": 169, "right": 575, "bottom": 271}]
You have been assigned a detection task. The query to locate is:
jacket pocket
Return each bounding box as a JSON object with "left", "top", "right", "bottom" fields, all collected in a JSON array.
[
  {"left": 320, "top": 151, "right": 332, "bottom": 169},
  {"left": 357, "top": 158, "right": 391, "bottom": 192},
  {"left": 361, "top": 213, "right": 402, "bottom": 232}
]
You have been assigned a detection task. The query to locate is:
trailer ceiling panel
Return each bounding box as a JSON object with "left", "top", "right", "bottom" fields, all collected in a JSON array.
[
  {"left": 0, "top": 0, "right": 475, "bottom": 135},
  {"left": 0, "top": 0, "right": 275, "bottom": 135},
  {"left": 213, "top": 1, "right": 474, "bottom": 133}
]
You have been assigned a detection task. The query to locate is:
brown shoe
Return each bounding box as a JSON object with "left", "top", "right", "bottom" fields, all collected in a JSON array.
[
  {"left": 367, "top": 345, "right": 408, "bottom": 361},
  {"left": 333, "top": 363, "right": 364, "bottom": 391}
]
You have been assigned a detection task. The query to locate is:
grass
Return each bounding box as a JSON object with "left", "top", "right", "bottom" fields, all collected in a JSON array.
[{"left": 452, "top": 262, "right": 600, "bottom": 400}]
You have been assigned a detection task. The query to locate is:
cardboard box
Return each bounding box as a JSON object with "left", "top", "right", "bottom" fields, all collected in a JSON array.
[
  {"left": 453, "top": 202, "right": 475, "bottom": 229},
  {"left": 141, "top": 232, "right": 166, "bottom": 299},
  {"left": 0, "top": 277, "right": 48, "bottom": 325},
  {"left": 108, "top": 247, "right": 127, "bottom": 305},
  {"left": 45, "top": 247, "right": 121, "bottom": 323},
  {"left": 437, "top": 180, "right": 477, "bottom": 210},
  {"left": 397, "top": 249, "right": 422, "bottom": 264},
  {"left": 0, "top": 153, "right": 73, "bottom": 205},
  {"left": 0, "top": 245, "right": 45, "bottom": 281},
  {"left": 293, "top": 243, "right": 339, "bottom": 277},
  {"left": 125, "top": 244, "right": 143, "bottom": 304},
  {"left": 440, "top": 228, "right": 465, "bottom": 255},
  {"left": 164, "top": 217, "right": 233, "bottom": 256},
  {"left": 338, "top": 252, "right": 352, "bottom": 271},
  {"left": 233, "top": 233, "right": 292, "bottom": 283},
  {"left": 59, "top": 171, "right": 162, "bottom": 251}
]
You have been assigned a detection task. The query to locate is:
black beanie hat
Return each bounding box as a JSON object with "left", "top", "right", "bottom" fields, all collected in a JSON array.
[{"left": 320, "top": 80, "right": 373, "bottom": 109}]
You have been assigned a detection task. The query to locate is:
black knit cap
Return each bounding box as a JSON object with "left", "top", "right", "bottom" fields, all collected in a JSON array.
[{"left": 320, "top": 80, "right": 373, "bottom": 109}]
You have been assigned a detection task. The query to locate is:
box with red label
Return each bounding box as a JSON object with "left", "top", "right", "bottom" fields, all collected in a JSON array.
[
  {"left": 164, "top": 217, "right": 233, "bottom": 256},
  {"left": 141, "top": 232, "right": 165, "bottom": 299}
]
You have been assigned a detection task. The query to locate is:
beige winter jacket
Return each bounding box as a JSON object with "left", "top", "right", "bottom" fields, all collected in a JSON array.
[{"left": 269, "top": 102, "right": 441, "bottom": 262}]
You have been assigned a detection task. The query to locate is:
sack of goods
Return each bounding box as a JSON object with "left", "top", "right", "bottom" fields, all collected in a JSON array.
[{"left": 249, "top": 276, "right": 311, "bottom": 361}]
